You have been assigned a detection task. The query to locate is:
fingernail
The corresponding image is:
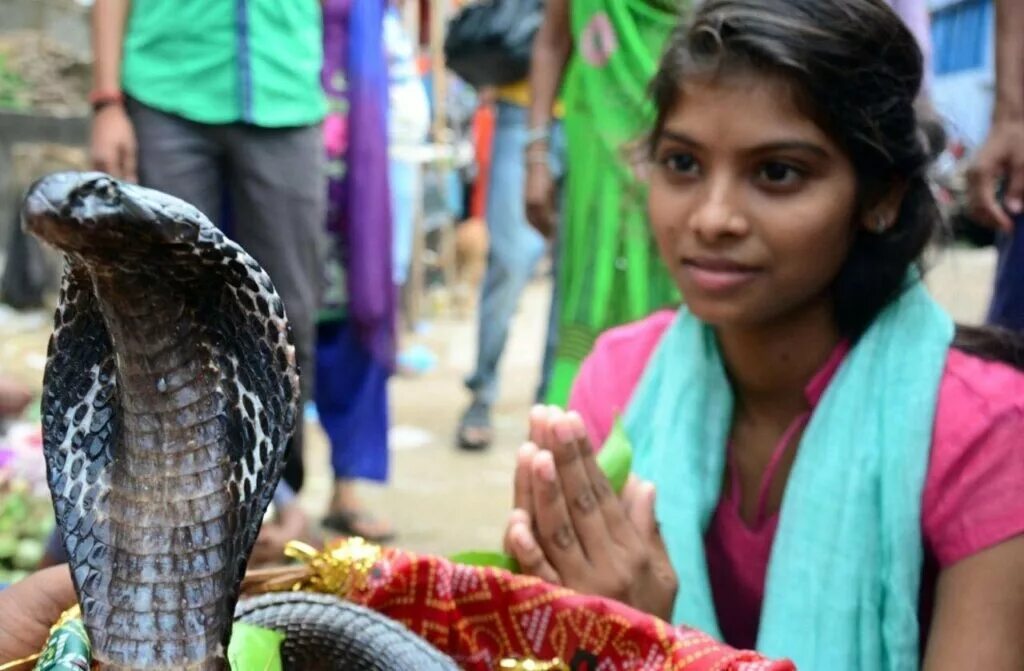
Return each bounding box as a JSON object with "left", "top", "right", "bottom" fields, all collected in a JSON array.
[
  {"left": 542, "top": 406, "right": 559, "bottom": 427},
  {"left": 1008, "top": 198, "right": 1023, "bottom": 214},
  {"left": 519, "top": 442, "right": 537, "bottom": 460},
  {"left": 566, "top": 412, "right": 586, "bottom": 440},
  {"left": 508, "top": 508, "right": 530, "bottom": 526},
  {"left": 534, "top": 452, "right": 556, "bottom": 482},
  {"left": 553, "top": 418, "right": 576, "bottom": 444},
  {"left": 530, "top": 405, "right": 548, "bottom": 421},
  {"left": 512, "top": 525, "right": 535, "bottom": 553}
]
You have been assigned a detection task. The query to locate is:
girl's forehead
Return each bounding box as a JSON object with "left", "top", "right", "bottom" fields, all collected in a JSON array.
[{"left": 664, "top": 73, "right": 831, "bottom": 145}]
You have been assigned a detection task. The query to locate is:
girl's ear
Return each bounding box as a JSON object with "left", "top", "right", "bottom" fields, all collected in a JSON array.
[{"left": 863, "top": 181, "right": 908, "bottom": 234}]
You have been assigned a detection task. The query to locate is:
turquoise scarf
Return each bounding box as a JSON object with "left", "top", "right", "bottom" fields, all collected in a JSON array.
[{"left": 624, "top": 282, "right": 953, "bottom": 670}]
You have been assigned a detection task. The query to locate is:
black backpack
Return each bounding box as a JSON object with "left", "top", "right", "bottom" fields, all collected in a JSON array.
[{"left": 443, "top": 0, "right": 544, "bottom": 89}]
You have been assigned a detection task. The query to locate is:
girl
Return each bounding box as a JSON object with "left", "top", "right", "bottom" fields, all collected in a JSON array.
[{"left": 503, "top": 1, "right": 1024, "bottom": 669}]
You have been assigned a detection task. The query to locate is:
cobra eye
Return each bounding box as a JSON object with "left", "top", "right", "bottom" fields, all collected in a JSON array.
[
  {"left": 90, "top": 177, "right": 120, "bottom": 204},
  {"left": 102, "top": 181, "right": 119, "bottom": 202}
]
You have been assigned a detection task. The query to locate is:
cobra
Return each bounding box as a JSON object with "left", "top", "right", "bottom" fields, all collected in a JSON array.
[{"left": 22, "top": 172, "right": 458, "bottom": 671}]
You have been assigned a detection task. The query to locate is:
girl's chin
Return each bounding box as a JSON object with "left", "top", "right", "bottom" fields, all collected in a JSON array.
[{"left": 681, "top": 298, "right": 763, "bottom": 330}]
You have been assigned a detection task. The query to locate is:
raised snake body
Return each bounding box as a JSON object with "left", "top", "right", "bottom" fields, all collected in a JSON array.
[{"left": 22, "top": 172, "right": 457, "bottom": 671}]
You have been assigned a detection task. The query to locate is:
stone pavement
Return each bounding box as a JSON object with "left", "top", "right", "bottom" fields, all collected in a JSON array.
[{"left": 0, "top": 245, "right": 1001, "bottom": 559}]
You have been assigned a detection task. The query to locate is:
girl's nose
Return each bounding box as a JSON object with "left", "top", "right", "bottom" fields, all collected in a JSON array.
[{"left": 688, "top": 178, "right": 750, "bottom": 241}]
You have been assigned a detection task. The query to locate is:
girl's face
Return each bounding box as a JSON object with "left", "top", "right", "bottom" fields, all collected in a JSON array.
[{"left": 648, "top": 72, "right": 860, "bottom": 332}]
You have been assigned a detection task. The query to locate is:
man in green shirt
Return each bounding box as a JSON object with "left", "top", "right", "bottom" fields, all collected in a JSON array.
[{"left": 89, "top": 0, "right": 328, "bottom": 492}]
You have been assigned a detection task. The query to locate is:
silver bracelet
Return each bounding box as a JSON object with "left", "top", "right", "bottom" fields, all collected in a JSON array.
[{"left": 524, "top": 125, "right": 551, "bottom": 148}]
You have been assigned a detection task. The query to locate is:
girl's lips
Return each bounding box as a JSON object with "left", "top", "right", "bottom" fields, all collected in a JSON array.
[{"left": 681, "top": 258, "right": 761, "bottom": 292}]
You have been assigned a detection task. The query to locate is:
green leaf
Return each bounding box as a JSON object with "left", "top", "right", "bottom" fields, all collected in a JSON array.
[
  {"left": 13, "top": 538, "right": 43, "bottom": 569},
  {"left": 227, "top": 622, "right": 284, "bottom": 671},
  {"left": 449, "top": 550, "right": 520, "bottom": 572},
  {"left": 0, "top": 535, "right": 17, "bottom": 559},
  {"left": 596, "top": 417, "right": 633, "bottom": 494}
]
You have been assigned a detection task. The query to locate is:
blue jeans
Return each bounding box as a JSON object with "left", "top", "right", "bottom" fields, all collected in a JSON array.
[
  {"left": 465, "top": 102, "right": 566, "bottom": 406},
  {"left": 390, "top": 158, "right": 417, "bottom": 286},
  {"left": 988, "top": 216, "right": 1024, "bottom": 331}
]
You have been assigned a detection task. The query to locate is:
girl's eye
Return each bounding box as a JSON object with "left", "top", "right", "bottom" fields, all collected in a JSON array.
[
  {"left": 661, "top": 152, "right": 699, "bottom": 176},
  {"left": 757, "top": 161, "right": 804, "bottom": 187}
]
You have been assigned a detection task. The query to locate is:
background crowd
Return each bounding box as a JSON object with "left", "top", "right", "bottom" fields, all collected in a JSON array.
[{"left": 0, "top": 0, "right": 1019, "bottom": 625}]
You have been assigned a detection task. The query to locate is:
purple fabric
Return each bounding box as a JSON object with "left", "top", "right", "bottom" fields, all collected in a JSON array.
[{"left": 322, "top": 0, "right": 396, "bottom": 371}]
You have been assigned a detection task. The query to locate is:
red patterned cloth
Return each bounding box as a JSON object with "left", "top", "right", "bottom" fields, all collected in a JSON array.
[{"left": 340, "top": 547, "right": 795, "bottom": 671}]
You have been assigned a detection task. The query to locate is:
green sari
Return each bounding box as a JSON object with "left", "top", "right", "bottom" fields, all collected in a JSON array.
[{"left": 546, "top": 0, "right": 685, "bottom": 406}]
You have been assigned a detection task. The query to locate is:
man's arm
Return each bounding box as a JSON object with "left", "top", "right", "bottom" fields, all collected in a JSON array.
[
  {"left": 524, "top": 0, "right": 571, "bottom": 236},
  {"left": 966, "top": 0, "right": 1024, "bottom": 230},
  {"left": 91, "top": 0, "right": 131, "bottom": 103},
  {"left": 992, "top": 0, "right": 1024, "bottom": 124},
  {"left": 527, "top": 0, "right": 572, "bottom": 133},
  {"left": 90, "top": 0, "right": 138, "bottom": 181}
]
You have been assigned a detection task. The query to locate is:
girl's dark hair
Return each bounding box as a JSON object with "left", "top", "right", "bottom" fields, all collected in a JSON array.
[{"left": 647, "top": 0, "right": 1024, "bottom": 368}]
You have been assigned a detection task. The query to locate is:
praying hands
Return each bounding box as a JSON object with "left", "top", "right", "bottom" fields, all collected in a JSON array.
[{"left": 503, "top": 407, "right": 678, "bottom": 622}]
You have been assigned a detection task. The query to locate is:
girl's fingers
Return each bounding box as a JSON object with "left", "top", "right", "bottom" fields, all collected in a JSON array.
[
  {"left": 629, "top": 482, "right": 679, "bottom": 619},
  {"left": 503, "top": 507, "right": 530, "bottom": 555},
  {"left": 528, "top": 405, "right": 549, "bottom": 445},
  {"left": 625, "top": 479, "right": 659, "bottom": 540},
  {"left": 540, "top": 407, "right": 565, "bottom": 454},
  {"left": 513, "top": 441, "right": 539, "bottom": 512},
  {"left": 506, "top": 510, "right": 561, "bottom": 585},
  {"left": 620, "top": 475, "right": 641, "bottom": 519},
  {"left": 549, "top": 412, "right": 611, "bottom": 561},
  {"left": 530, "top": 449, "right": 589, "bottom": 576},
  {"left": 570, "top": 412, "right": 636, "bottom": 545}
]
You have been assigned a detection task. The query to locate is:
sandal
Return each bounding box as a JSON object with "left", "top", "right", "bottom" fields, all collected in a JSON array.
[
  {"left": 456, "top": 400, "right": 493, "bottom": 451},
  {"left": 321, "top": 509, "right": 396, "bottom": 543}
]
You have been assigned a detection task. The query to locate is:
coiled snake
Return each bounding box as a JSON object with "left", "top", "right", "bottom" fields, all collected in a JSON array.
[{"left": 22, "top": 172, "right": 458, "bottom": 670}]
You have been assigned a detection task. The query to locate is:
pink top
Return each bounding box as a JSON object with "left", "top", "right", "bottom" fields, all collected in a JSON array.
[{"left": 570, "top": 311, "right": 1024, "bottom": 650}]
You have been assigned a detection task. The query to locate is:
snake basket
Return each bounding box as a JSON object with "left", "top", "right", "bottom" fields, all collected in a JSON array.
[
  {"left": 9, "top": 540, "right": 797, "bottom": 671},
  {"left": 233, "top": 538, "right": 795, "bottom": 671}
]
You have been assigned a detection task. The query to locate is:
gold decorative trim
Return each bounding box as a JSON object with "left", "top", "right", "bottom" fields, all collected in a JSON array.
[
  {"left": 498, "top": 658, "right": 570, "bottom": 671},
  {"left": 282, "top": 537, "right": 382, "bottom": 596}
]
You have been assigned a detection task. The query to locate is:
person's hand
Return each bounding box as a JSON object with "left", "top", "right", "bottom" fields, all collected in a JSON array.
[
  {"left": 503, "top": 408, "right": 677, "bottom": 621},
  {"left": 525, "top": 158, "right": 557, "bottom": 238},
  {"left": 0, "top": 376, "right": 32, "bottom": 418},
  {"left": 90, "top": 104, "right": 138, "bottom": 182},
  {"left": 0, "top": 565, "right": 77, "bottom": 664},
  {"left": 250, "top": 504, "right": 312, "bottom": 567},
  {"left": 250, "top": 523, "right": 293, "bottom": 567},
  {"left": 249, "top": 524, "right": 290, "bottom": 565},
  {"left": 966, "top": 117, "right": 1024, "bottom": 232}
]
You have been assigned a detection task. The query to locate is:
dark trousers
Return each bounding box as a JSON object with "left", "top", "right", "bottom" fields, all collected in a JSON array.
[
  {"left": 127, "top": 98, "right": 327, "bottom": 491},
  {"left": 988, "top": 216, "right": 1024, "bottom": 332}
]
